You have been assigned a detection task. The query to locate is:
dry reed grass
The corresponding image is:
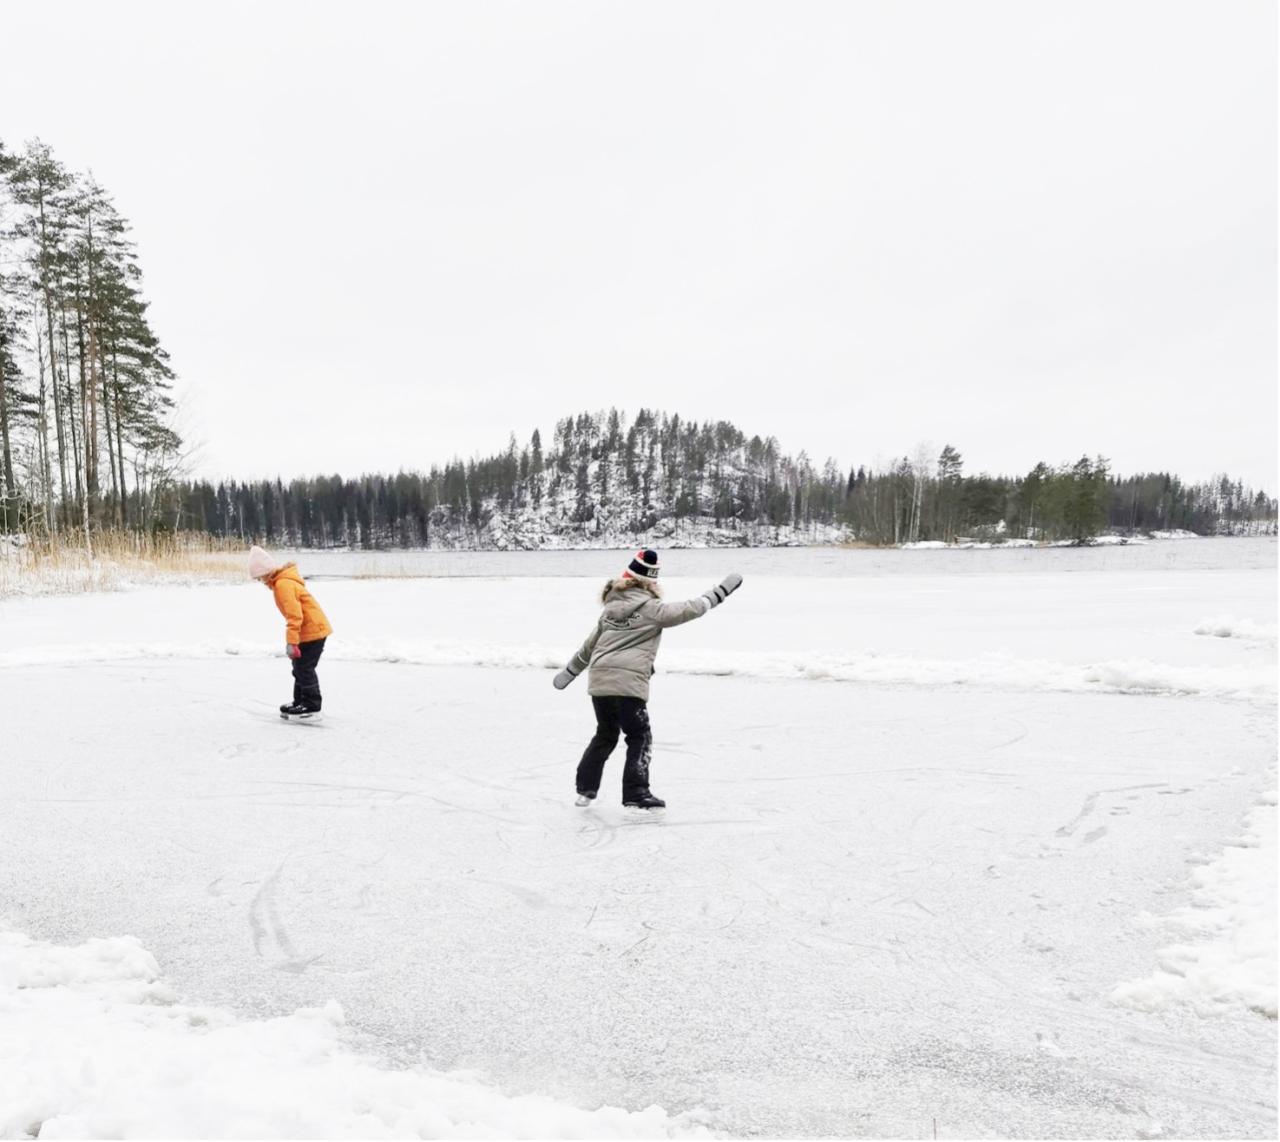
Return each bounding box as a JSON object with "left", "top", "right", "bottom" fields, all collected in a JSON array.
[{"left": 0, "top": 531, "right": 246, "bottom": 598}]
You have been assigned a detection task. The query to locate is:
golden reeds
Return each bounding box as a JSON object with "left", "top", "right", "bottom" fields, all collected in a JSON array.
[{"left": 0, "top": 531, "right": 246, "bottom": 598}]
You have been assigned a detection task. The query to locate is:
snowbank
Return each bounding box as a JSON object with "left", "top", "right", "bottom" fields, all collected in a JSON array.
[
  {"left": 1111, "top": 787, "right": 1277, "bottom": 1020},
  {"left": 0, "top": 929, "right": 710, "bottom": 1140},
  {"left": 1194, "top": 615, "right": 1277, "bottom": 642},
  {"left": 1, "top": 640, "right": 1273, "bottom": 704},
  {"left": 1148, "top": 530, "right": 1201, "bottom": 540}
]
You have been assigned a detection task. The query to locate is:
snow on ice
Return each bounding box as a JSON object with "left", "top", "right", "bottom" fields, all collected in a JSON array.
[
  {"left": 0, "top": 638, "right": 1272, "bottom": 704},
  {"left": 1194, "top": 615, "right": 1278, "bottom": 643},
  {"left": 0, "top": 932, "right": 704, "bottom": 1139},
  {"left": 0, "top": 540, "right": 1275, "bottom": 1138},
  {"left": 1112, "top": 790, "right": 1277, "bottom": 1020}
]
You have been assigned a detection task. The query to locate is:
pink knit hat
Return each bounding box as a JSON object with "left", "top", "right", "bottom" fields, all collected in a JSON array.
[{"left": 247, "top": 545, "right": 279, "bottom": 579}]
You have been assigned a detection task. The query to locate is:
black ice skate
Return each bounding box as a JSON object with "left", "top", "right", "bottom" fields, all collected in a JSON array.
[
  {"left": 623, "top": 793, "right": 665, "bottom": 811},
  {"left": 279, "top": 702, "right": 321, "bottom": 721}
]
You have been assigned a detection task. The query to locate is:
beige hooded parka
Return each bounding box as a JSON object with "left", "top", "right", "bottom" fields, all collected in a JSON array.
[{"left": 562, "top": 578, "right": 721, "bottom": 701}]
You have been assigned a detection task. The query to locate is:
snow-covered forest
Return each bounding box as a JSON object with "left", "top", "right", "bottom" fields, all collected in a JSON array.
[{"left": 167, "top": 410, "right": 1277, "bottom": 550}]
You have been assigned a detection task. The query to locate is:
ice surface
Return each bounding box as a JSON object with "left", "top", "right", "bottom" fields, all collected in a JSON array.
[
  {"left": 0, "top": 541, "right": 1274, "bottom": 1138},
  {"left": 1, "top": 933, "right": 703, "bottom": 1139}
]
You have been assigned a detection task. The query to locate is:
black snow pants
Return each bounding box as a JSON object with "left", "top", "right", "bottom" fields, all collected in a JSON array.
[
  {"left": 291, "top": 637, "right": 326, "bottom": 710},
  {"left": 575, "top": 696, "right": 653, "bottom": 802}
]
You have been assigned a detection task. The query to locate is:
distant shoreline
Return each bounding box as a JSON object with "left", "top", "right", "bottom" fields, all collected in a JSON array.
[{"left": 286, "top": 532, "right": 1275, "bottom": 556}]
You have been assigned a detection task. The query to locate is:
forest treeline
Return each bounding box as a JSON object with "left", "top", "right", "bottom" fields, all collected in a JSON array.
[
  {"left": 0, "top": 138, "right": 181, "bottom": 540},
  {"left": 1, "top": 141, "right": 1272, "bottom": 552},
  {"left": 166, "top": 409, "right": 1276, "bottom": 550}
]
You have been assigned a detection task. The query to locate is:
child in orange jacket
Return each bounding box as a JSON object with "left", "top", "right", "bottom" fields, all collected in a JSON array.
[{"left": 249, "top": 545, "right": 333, "bottom": 719}]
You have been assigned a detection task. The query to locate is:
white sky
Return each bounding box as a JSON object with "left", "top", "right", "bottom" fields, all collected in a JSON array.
[{"left": 2, "top": 0, "right": 1276, "bottom": 489}]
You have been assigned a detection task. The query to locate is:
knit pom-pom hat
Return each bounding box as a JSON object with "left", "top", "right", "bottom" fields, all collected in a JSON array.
[
  {"left": 623, "top": 549, "right": 660, "bottom": 581},
  {"left": 248, "top": 545, "right": 280, "bottom": 579}
]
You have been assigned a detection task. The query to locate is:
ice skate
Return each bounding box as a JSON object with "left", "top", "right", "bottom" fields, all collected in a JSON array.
[
  {"left": 623, "top": 792, "right": 665, "bottom": 811},
  {"left": 574, "top": 792, "right": 597, "bottom": 806}
]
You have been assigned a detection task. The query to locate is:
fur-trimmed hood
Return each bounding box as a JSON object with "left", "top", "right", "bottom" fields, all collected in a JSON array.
[{"left": 601, "top": 576, "right": 662, "bottom": 603}]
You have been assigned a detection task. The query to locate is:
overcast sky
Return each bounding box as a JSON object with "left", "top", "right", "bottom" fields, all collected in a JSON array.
[{"left": 3, "top": 0, "right": 1275, "bottom": 488}]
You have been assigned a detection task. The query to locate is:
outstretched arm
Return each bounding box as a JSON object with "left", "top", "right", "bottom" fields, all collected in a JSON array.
[
  {"left": 554, "top": 622, "right": 602, "bottom": 689},
  {"left": 650, "top": 573, "right": 744, "bottom": 629}
]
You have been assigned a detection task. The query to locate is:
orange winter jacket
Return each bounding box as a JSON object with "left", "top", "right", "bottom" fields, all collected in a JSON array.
[{"left": 268, "top": 564, "right": 333, "bottom": 645}]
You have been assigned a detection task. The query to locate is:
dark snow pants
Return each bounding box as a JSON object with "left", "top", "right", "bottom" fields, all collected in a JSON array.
[
  {"left": 576, "top": 696, "right": 653, "bottom": 802},
  {"left": 291, "top": 637, "right": 326, "bottom": 710}
]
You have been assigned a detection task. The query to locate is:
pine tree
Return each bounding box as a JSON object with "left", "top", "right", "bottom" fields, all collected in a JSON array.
[
  {"left": 0, "top": 137, "right": 183, "bottom": 537},
  {"left": 935, "top": 444, "right": 964, "bottom": 541},
  {"left": 9, "top": 141, "right": 75, "bottom": 523}
]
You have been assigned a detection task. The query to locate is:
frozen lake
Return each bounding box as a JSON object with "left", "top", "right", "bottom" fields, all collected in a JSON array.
[
  {"left": 0, "top": 539, "right": 1274, "bottom": 1138},
  {"left": 293, "top": 535, "right": 1277, "bottom": 579}
]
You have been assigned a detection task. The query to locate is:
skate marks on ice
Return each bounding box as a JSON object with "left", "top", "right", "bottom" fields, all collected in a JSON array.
[
  {"left": 574, "top": 806, "right": 619, "bottom": 852},
  {"left": 217, "top": 706, "right": 529, "bottom": 824},
  {"left": 217, "top": 738, "right": 304, "bottom": 761},
  {"left": 235, "top": 777, "right": 530, "bottom": 826},
  {"left": 3, "top": 630, "right": 1270, "bottom": 1137},
  {"left": 1053, "top": 784, "right": 1184, "bottom": 841},
  {"left": 573, "top": 802, "right": 770, "bottom": 853},
  {"left": 868, "top": 1035, "right": 1180, "bottom": 1141},
  {"left": 247, "top": 862, "right": 324, "bottom": 974},
  {"left": 230, "top": 700, "right": 329, "bottom": 736},
  {"left": 462, "top": 873, "right": 581, "bottom": 916},
  {"left": 572, "top": 805, "right": 668, "bottom": 852}
]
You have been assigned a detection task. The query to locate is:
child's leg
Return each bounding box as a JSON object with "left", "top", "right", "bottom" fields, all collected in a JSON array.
[
  {"left": 617, "top": 699, "right": 653, "bottom": 801},
  {"left": 294, "top": 638, "right": 326, "bottom": 710},
  {"left": 575, "top": 697, "right": 620, "bottom": 796}
]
